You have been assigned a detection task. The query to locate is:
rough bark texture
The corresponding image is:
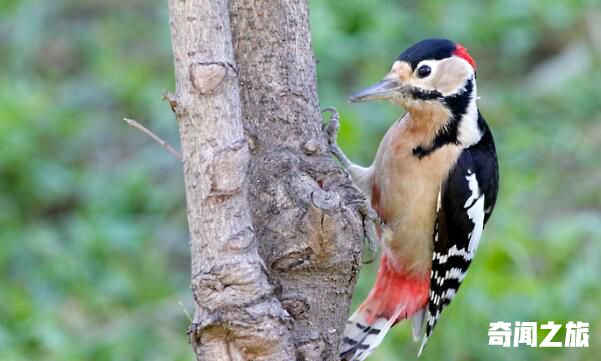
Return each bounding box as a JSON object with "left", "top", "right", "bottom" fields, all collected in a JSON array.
[
  {"left": 229, "top": 1, "right": 368, "bottom": 360},
  {"left": 168, "top": 0, "right": 366, "bottom": 360}
]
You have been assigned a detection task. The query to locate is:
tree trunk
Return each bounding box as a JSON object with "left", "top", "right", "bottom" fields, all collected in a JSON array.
[{"left": 167, "top": 1, "right": 366, "bottom": 360}]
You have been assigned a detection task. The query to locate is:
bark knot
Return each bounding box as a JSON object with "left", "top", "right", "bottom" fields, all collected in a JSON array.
[
  {"left": 281, "top": 296, "right": 310, "bottom": 320},
  {"left": 189, "top": 61, "right": 237, "bottom": 94},
  {"left": 227, "top": 226, "right": 254, "bottom": 251},
  {"left": 302, "top": 138, "right": 320, "bottom": 155},
  {"left": 209, "top": 138, "right": 249, "bottom": 196},
  {"left": 311, "top": 189, "right": 340, "bottom": 211}
]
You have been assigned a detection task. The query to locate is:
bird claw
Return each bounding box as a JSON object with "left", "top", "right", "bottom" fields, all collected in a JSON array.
[
  {"left": 342, "top": 199, "right": 381, "bottom": 264},
  {"left": 358, "top": 202, "right": 380, "bottom": 264},
  {"left": 321, "top": 107, "right": 351, "bottom": 169},
  {"left": 321, "top": 107, "right": 340, "bottom": 142}
]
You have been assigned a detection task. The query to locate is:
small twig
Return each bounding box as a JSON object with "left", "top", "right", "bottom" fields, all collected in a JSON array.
[
  {"left": 178, "top": 300, "right": 193, "bottom": 322},
  {"left": 123, "top": 117, "right": 182, "bottom": 161},
  {"left": 162, "top": 91, "right": 178, "bottom": 113}
]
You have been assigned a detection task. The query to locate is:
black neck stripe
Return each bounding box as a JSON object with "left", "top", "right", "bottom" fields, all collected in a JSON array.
[{"left": 412, "top": 78, "right": 474, "bottom": 159}]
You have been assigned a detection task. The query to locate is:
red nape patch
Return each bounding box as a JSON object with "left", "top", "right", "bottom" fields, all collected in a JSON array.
[
  {"left": 454, "top": 44, "right": 477, "bottom": 70},
  {"left": 358, "top": 255, "right": 429, "bottom": 324}
]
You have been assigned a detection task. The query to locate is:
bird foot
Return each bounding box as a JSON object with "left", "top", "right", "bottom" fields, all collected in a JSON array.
[
  {"left": 358, "top": 202, "right": 380, "bottom": 263},
  {"left": 321, "top": 107, "right": 353, "bottom": 169},
  {"left": 321, "top": 107, "right": 380, "bottom": 263}
]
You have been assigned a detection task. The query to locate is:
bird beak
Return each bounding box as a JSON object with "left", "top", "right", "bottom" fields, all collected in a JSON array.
[{"left": 348, "top": 76, "right": 405, "bottom": 103}]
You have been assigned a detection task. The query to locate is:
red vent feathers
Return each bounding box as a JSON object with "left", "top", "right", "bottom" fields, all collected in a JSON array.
[{"left": 454, "top": 44, "right": 477, "bottom": 70}]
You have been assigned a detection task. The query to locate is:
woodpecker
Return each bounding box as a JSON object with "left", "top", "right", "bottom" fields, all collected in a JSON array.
[{"left": 328, "top": 38, "right": 499, "bottom": 360}]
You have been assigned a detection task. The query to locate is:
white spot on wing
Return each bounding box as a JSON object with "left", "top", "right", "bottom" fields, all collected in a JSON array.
[
  {"left": 464, "top": 172, "right": 480, "bottom": 208},
  {"left": 434, "top": 245, "right": 473, "bottom": 262},
  {"left": 467, "top": 196, "right": 484, "bottom": 253},
  {"left": 442, "top": 288, "right": 456, "bottom": 300},
  {"left": 464, "top": 172, "right": 485, "bottom": 254}
]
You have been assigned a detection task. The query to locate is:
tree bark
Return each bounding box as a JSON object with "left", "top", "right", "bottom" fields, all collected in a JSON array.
[{"left": 167, "top": 1, "right": 366, "bottom": 360}]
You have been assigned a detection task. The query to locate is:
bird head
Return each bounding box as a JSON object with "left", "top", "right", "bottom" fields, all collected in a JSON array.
[{"left": 349, "top": 38, "right": 477, "bottom": 112}]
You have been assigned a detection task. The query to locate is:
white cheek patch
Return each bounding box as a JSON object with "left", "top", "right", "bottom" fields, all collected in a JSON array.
[
  {"left": 410, "top": 57, "right": 475, "bottom": 97},
  {"left": 435, "top": 57, "right": 474, "bottom": 96}
]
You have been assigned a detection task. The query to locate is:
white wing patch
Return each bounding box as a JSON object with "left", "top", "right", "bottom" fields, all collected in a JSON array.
[
  {"left": 464, "top": 171, "right": 485, "bottom": 255},
  {"left": 420, "top": 170, "right": 486, "bottom": 356},
  {"left": 464, "top": 172, "right": 480, "bottom": 208},
  {"left": 433, "top": 244, "right": 473, "bottom": 262},
  {"left": 467, "top": 196, "right": 485, "bottom": 253}
]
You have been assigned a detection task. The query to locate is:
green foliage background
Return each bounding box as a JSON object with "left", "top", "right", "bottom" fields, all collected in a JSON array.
[{"left": 1, "top": 0, "right": 600, "bottom": 360}]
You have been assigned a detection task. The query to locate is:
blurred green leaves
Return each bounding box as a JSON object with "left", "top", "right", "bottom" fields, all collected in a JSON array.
[{"left": 1, "top": 1, "right": 189, "bottom": 360}]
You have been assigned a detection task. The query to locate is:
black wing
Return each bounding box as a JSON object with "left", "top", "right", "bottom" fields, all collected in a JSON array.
[{"left": 419, "top": 122, "right": 499, "bottom": 354}]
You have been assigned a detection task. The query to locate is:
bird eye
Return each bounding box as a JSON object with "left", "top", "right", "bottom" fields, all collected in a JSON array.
[{"left": 417, "top": 65, "right": 431, "bottom": 78}]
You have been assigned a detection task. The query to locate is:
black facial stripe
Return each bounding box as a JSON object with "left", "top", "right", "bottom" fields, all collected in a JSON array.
[
  {"left": 411, "top": 78, "right": 474, "bottom": 158},
  {"left": 444, "top": 77, "right": 474, "bottom": 122},
  {"left": 408, "top": 87, "right": 443, "bottom": 101},
  {"left": 397, "top": 38, "right": 456, "bottom": 70}
]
